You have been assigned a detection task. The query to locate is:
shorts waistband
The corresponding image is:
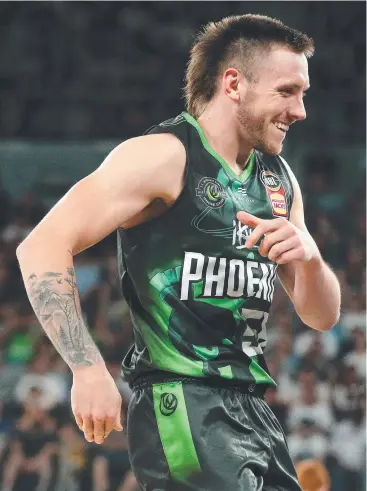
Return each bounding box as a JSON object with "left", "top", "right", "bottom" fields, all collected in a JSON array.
[{"left": 129, "top": 371, "right": 269, "bottom": 398}]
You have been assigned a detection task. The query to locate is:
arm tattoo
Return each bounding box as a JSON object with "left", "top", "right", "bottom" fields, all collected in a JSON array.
[{"left": 27, "top": 268, "right": 104, "bottom": 369}]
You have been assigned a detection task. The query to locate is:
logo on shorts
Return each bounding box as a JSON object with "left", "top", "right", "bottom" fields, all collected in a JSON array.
[
  {"left": 196, "top": 177, "right": 227, "bottom": 208},
  {"left": 160, "top": 393, "right": 178, "bottom": 416}
]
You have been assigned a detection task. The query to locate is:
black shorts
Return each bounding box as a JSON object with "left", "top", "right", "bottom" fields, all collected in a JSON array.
[{"left": 127, "top": 378, "right": 301, "bottom": 491}]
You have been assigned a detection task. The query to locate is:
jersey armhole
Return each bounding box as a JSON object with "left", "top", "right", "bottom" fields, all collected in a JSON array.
[{"left": 278, "top": 155, "right": 295, "bottom": 213}]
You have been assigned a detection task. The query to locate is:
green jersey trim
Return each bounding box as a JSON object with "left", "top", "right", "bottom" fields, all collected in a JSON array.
[
  {"left": 153, "top": 382, "right": 201, "bottom": 481},
  {"left": 182, "top": 111, "right": 255, "bottom": 183}
]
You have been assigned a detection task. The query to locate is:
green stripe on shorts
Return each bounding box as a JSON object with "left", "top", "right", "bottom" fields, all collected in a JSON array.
[{"left": 153, "top": 382, "right": 201, "bottom": 482}]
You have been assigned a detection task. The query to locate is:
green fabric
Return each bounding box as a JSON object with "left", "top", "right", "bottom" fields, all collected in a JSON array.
[
  {"left": 153, "top": 382, "right": 201, "bottom": 481},
  {"left": 182, "top": 111, "right": 255, "bottom": 183},
  {"left": 119, "top": 112, "right": 294, "bottom": 388}
]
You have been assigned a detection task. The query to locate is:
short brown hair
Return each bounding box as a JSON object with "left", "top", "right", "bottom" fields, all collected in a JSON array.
[{"left": 184, "top": 14, "right": 314, "bottom": 117}]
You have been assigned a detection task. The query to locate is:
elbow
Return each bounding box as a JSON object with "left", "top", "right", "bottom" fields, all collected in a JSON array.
[
  {"left": 16, "top": 240, "right": 28, "bottom": 261},
  {"left": 303, "top": 310, "right": 341, "bottom": 332},
  {"left": 16, "top": 238, "right": 35, "bottom": 262}
]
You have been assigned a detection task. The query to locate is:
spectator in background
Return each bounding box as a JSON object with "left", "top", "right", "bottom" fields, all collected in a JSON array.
[
  {"left": 278, "top": 368, "right": 330, "bottom": 409},
  {"left": 294, "top": 331, "right": 337, "bottom": 382},
  {"left": 91, "top": 430, "right": 138, "bottom": 491},
  {"left": 1, "top": 386, "right": 59, "bottom": 491},
  {"left": 287, "top": 375, "right": 334, "bottom": 435},
  {"left": 329, "top": 405, "right": 366, "bottom": 491},
  {"left": 339, "top": 292, "right": 366, "bottom": 338},
  {"left": 0, "top": 401, "right": 12, "bottom": 465},
  {"left": 330, "top": 363, "right": 365, "bottom": 422},
  {"left": 14, "top": 351, "right": 68, "bottom": 411},
  {"left": 264, "top": 386, "right": 289, "bottom": 434},
  {"left": 288, "top": 418, "right": 328, "bottom": 463},
  {"left": 0, "top": 303, "right": 39, "bottom": 368},
  {"left": 58, "top": 418, "right": 89, "bottom": 491},
  {"left": 1, "top": 212, "right": 33, "bottom": 247},
  {"left": 343, "top": 327, "right": 366, "bottom": 381},
  {"left": 344, "top": 244, "right": 365, "bottom": 294}
]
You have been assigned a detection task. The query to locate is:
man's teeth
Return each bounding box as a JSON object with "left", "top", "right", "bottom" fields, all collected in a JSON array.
[{"left": 273, "top": 122, "right": 288, "bottom": 132}]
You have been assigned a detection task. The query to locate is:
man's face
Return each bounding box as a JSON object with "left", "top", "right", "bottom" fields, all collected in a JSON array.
[{"left": 237, "top": 46, "right": 310, "bottom": 155}]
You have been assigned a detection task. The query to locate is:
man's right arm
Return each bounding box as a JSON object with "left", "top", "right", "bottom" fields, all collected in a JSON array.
[
  {"left": 16, "top": 133, "right": 186, "bottom": 443},
  {"left": 17, "top": 134, "right": 185, "bottom": 369}
]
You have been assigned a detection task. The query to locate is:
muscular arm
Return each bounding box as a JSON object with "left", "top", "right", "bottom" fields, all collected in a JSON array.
[
  {"left": 276, "top": 159, "right": 341, "bottom": 331},
  {"left": 16, "top": 133, "right": 186, "bottom": 372}
]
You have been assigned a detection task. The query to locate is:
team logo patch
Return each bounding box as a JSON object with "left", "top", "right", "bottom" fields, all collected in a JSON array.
[
  {"left": 160, "top": 393, "right": 178, "bottom": 416},
  {"left": 260, "top": 170, "right": 288, "bottom": 217},
  {"left": 196, "top": 177, "right": 227, "bottom": 208}
]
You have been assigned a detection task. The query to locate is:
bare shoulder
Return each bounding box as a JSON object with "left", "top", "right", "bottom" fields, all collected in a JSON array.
[
  {"left": 101, "top": 132, "right": 186, "bottom": 224},
  {"left": 102, "top": 133, "right": 185, "bottom": 177},
  {"left": 17, "top": 132, "right": 187, "bottom": 255}
]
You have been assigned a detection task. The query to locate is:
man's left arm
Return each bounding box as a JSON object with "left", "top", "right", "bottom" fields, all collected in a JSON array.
[{"left": 237, "top": 161, "right": 341, "bottom": 332}]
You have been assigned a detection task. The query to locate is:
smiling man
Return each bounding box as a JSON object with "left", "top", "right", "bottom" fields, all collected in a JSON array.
[{"left": 17, "top": 14, "right": 340, "bottom": 491}]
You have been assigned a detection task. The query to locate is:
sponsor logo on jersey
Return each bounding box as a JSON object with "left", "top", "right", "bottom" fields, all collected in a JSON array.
[
  {"left": 180, "top": 252, "right": 276, "bottom": 302},
  {"left": 260, "top": 170, "right": 281, "bottom": 192},
  {"left": 260, "top": 170, "right": 288, "bottom": 218},
  {"left": 269, "top": 193, "right": 287, "bottom": 216},
  {"left": 196, "top": 177, "right": 227, "bottom": 208}
]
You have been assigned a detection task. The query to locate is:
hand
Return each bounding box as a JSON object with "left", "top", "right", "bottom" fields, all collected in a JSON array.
[
  {"left": 71, "top": 364, "right": 123, "bottom": 445},
  {"left": 236, "top": 211, "right": 320, "bottom": 265}
]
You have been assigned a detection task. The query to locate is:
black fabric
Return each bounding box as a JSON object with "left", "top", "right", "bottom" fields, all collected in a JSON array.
[{"left": 128, "top": 380, "right": 301, "bottom": 491}]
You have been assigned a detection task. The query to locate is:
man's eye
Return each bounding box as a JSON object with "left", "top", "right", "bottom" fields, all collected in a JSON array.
[{"left": 280, "top": 89, "right": 293, "bottom": 95}]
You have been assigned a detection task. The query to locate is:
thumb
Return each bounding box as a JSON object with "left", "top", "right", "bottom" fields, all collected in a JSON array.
[{"left": 236, "top": 211, "right": 262, "bottom": 228}]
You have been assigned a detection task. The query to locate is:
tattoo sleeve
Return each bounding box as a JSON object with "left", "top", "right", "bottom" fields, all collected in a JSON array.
[{"left": 27, "top": 268, "right": 104, "bottom": 370}]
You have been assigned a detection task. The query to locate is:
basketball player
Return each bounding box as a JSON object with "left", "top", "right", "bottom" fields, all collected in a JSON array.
[{"left": 17, "top": 14, "right": 341, "bottom": 491}]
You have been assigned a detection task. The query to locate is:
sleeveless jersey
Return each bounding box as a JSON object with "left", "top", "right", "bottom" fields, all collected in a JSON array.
[{"left": 118, "top": 112, "right": 294, "bottom": 387}]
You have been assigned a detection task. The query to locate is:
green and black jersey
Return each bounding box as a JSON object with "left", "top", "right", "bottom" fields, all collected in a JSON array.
[{"left": 118, "top": 112, "right": 294, "bottom": 388}]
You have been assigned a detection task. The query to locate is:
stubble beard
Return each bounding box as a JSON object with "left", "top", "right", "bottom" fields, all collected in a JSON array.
[{"left": 237, "top": 105, "right": 281, "bottom": 156}]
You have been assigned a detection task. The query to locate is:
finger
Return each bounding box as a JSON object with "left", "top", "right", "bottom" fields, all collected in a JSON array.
[
  {"left": 267, "top": 237, "right": 298, "bottom": 262},
  {"left": 113, "top": 410, "right": 123, "bottom": 432},
  {"left": 258, "top": 227, "right": 292, "bottom": 257},
  {"left": 93, "top": 417, "right": 105, "bottom": 445},
  {"left": 74, "top": 413, "right": 83, "bottom": 431},
  {"left": 246, "top": 218, "right": 287, "bottom": 249},
  {"left": 276, "top": 247, "right": 304, "bottom": 265},
  {"left": 245, "top": 221, "right": 279, "bottom": 249},
  {"left": 104, "top": 416, "right": 116, "bottom": 438},
  {"left": 236, "top": 211, "right": 263, "bottom": 228},
  {"left": 82, "top": 416, "right": 94, "bottom": 443}
]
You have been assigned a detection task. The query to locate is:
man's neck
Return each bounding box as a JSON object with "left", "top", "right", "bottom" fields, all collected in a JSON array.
[{"left": 197, "top": 106, "right": 253, "bottom": 174}]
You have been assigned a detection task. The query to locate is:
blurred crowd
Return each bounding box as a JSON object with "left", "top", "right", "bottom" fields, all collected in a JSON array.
[
  {"left": 0, "top": 2, "right": 365, "bottom": 145},
  {"left": 0, "top": 162, "right": 365, "bottom": 491},
  {"left": 0, "top": 2, "right": 365, "bottom": 491}
]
